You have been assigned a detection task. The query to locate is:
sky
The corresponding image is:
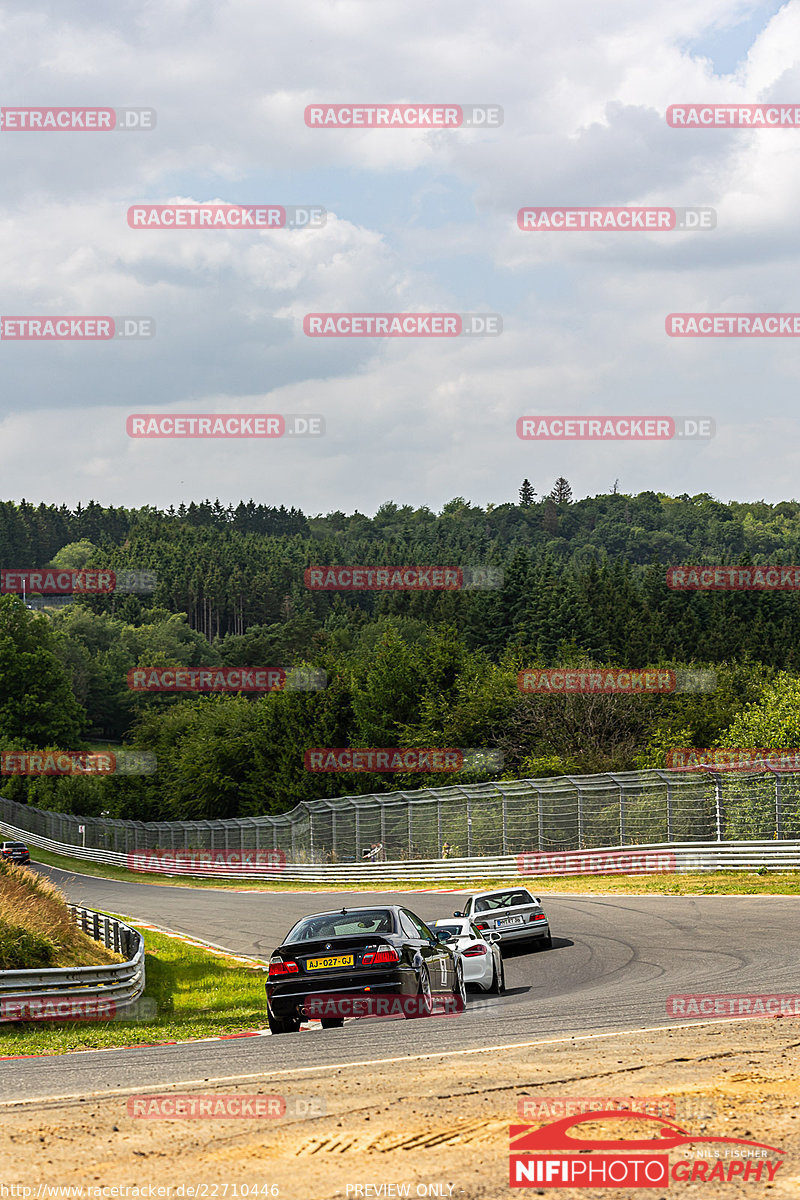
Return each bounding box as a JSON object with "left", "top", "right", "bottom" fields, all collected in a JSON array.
[{"left": 0, "top": 0, "right": 798, "bottom": 515}]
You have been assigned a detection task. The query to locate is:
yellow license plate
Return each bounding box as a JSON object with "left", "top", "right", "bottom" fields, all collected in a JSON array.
[{"left": 306, "top": 955, "right": 354, "bottom": 971}]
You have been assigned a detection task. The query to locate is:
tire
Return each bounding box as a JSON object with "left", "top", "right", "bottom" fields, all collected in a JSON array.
[
  {"left": 489, "top": 954, "right": 504, "bottom": 994},
  {"left": 267, "top": 1009, "right": 300, "bottom": 1035},
  {"left": 405, "top": 964, "right": 433, "bottom": 1018},
  {"left": 320, "top": 1017, "right": 344, "bottom": 1029},
  {"left": 452, "top": 960, "right": 466, "bottom": 1012},
  {"left": 540, "top": 933, "right": 553, "bottom": 950}
]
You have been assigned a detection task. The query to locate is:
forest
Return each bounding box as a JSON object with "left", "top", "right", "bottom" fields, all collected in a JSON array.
[{"left": 2, "top": 484, "right": 800, "bottom": 821}]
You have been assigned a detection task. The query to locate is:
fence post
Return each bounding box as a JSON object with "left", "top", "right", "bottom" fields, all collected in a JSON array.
[
  {"left": 564, "top": 778, "right": 584, "bottom": 848},
  {"left": 653, "top": 770, "right": 674, "bottom": 842},
  {"left": 619, "top": 785, "right": 626, "bottom": 844},
  {"left": 408, "top": 803, "right": 412, "bottom": 858},
  {"left": 309, "top": 813, "right": 314, "bottom": 862},
  {"left": 714, "top": 773, "right": 724, "bottom": 841},
  {"left": 467, "top": 796, "right": 472, "bottom": 857},
  {"left": 774, "top": 770, "right": 783, "bottom": 839},
  {"left": 380, "top": 799, "right": 386, "bottom": 849},
  {"left": 537, "top": 788, "right": 544, "bottom": 852},
  {"left": 501, "top": 790, "right": 508, "bottom": 855},
  {"left": 437, "top": 799, "right": 442, "bottom": 854}
]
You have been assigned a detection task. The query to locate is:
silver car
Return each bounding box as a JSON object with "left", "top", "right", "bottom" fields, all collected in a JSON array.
[{"left": 454, "top": 887, "right": 551, "bottom": 949}]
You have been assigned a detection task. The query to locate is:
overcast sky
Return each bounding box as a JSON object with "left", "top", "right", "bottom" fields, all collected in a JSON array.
[{"left": 0, "top": 0, "right": 797, "bottom": 514}]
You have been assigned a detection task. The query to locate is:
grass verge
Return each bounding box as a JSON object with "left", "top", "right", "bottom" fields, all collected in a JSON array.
[
  {"left": 0, "top": 859, "right": 121, "bottom": 969},
  {"left": 0, "top": 924, "right": 268, "bottom": 1056}
]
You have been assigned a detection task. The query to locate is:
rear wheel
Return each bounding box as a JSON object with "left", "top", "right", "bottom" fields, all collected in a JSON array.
[
  {"left": 320, "top": 1017, "right": 344, "bottom": 1029},
  {"left": 540, "top": 933, "right": 553, "bottom": 950},
  {"left": 452, "top": 960, "right": 466, "bottom": 1011},
  {"left": 267, "top": 1009, "right": 301, "bottom": 1035},
  {"left": 405, "top": 964, "right": 433, "bottom": 1018}
]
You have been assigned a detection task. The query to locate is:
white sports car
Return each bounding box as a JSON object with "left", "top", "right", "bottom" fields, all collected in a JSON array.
[
  {"left": 432, "top": 918, "right": 505, "bottom": 993},
  {"left": 454, "top": 887, "right": 552, "bottom": 949}
]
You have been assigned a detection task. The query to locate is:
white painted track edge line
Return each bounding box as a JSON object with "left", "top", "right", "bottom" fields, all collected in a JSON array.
[{"left": 0, "top": 1016, "right": 781, "bottom": 1110}]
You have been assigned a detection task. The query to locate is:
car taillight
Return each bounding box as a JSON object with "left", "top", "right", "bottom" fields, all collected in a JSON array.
[
  {"left": 462, "top": 944, "right": 489, "bottom": 957},
  {"left": 475, "top": 922, "right": 489, "bottom": 931},
  {"left": 268, "top": 959, "right": 299, "bottom": 977},
  {"left": 361, "top": 947, "right": 401, "bottom": 966},
  {"left": 529, "top": 913, "right": 546, "bottom": 922}
]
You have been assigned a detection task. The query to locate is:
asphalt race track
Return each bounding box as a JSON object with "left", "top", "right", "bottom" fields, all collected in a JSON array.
[{"left": 3, "top": 863, "right": 798, "bottom": 1106}]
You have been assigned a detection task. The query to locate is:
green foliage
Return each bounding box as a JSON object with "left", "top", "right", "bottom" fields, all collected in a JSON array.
[
  {"left": 5, "top": 491, "right": 800, "bottom": 822},
  {"left": 0, "top": 596, "right": 85, "bottom": 745}
]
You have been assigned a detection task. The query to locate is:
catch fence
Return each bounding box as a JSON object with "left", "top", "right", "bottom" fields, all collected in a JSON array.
[{"left": 2, "top": 767, "right": 799, "bottom": 864}]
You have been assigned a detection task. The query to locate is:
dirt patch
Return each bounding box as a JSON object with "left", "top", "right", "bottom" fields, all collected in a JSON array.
[{"left": 3, "top": 1021, "right": 800, "bottom": 1198}]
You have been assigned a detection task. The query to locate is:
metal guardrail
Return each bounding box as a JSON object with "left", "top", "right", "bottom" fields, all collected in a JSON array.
[
  {"left": 0, "top": 906, "right": 145, "bottom": 1021},
  {"left": 1, "top": 815, "right": 799, "bottom": 881}
]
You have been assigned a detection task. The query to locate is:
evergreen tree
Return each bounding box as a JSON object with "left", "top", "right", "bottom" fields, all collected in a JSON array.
[
  {"left": 519, "top": 479, "right": 535, "bottom": 507},
  {"left": 550, "top": 477, "right": 573, "bottom": 504}
]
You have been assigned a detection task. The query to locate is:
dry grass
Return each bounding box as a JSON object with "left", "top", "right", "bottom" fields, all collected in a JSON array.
[{"left": 0, "top": 859, "right": 122, "bottom": 969}]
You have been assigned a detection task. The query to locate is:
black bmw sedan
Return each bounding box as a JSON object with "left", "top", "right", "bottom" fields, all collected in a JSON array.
[{"left": 265, "top": 905, "right": 465, "bottom": 1034}]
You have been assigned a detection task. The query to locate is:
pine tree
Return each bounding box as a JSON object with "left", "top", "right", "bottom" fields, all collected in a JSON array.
[
  {"left": 519, "top": 479, "right": 536, "bottom": 507},
  {"left": 550, "top": 477, "right": 573, "bottom": 504}
]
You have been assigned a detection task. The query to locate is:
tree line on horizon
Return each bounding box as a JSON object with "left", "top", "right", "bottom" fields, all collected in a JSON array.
[{"left": 3, "top": 486, "right": 800, "bottom": 823}]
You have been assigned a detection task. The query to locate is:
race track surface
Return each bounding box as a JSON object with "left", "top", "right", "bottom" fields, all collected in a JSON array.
[{"left": 4, "top": 863, "right": 798, "bottom": 1105}]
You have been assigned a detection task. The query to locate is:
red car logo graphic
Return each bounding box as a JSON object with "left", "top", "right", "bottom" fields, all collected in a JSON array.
[{"left": 510, "top": 1111, "right": 784, "bottom": 1155}]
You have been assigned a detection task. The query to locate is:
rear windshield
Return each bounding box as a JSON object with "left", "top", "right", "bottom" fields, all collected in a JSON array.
[
  {"left": 284, "top": 909, "right": 397, "bottom": 944},
  {"left": 474, "top": 890, "right": 533, "bottom": 913},
  {"left": 433, "top": 923, "right": 466, "bottom": 939},
  {"left": 3, "top": 844, "right": 27, "bottom": 850}
]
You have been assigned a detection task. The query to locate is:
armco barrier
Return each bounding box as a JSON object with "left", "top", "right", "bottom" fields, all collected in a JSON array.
[
  {"left": 1, "top": 813, "right": 799, "bottom": 881},
  {"left": 0, "top": 906, "right": 145, "bottom": 1021}
]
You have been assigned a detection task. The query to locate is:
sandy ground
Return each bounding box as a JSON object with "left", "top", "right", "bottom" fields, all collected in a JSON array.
[{"left": 2, "top": 1020, "right": 799, "bottom": 1199}]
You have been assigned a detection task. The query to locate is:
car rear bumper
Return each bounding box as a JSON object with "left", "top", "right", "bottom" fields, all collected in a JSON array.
[
  {"left": 267, "top": 966, "right": 412, "bottom": 1020},
  {"left": 492, "top": 921, "right": 550, "bottom": 943},
  {"left": 460, "top": 955, "right": 494, "bottom": 985}
]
